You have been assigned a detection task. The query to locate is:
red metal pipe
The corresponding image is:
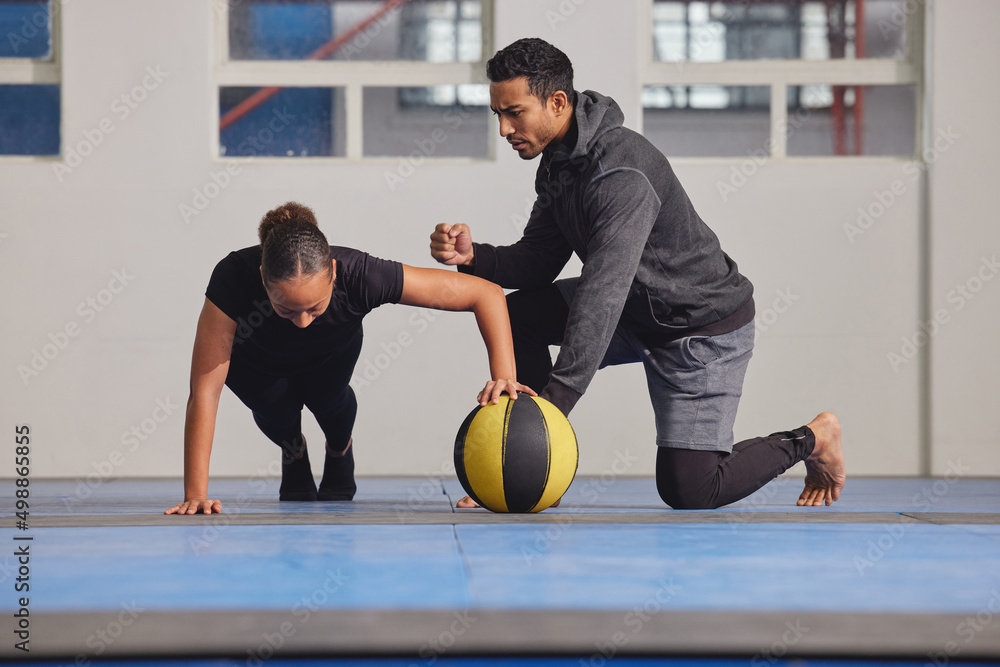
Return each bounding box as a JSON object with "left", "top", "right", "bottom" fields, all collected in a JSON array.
[
  {"left": 832, "top": 85, "right": 846, "bottom": 155},
  {"left": 854, "top": 0, "right": 865, "bottom": 155},
  {"left": 827, "top": 1, "right": 847, "bottom": 155},
  {"left": 220, "top": 0, "right": 411, "bottom": 132}
]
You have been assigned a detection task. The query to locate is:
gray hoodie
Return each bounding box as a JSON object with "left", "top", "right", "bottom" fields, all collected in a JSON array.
[{"left": 464, "top": 90, "right": 754, "bottom": 414}]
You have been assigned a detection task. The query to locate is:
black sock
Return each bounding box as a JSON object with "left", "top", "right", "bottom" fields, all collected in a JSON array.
[
  {"left": 279, "top": 435, "right": 317, "bottom": 501},
  {"left": 318, "top": 439, "right": 356, "bottom": 501}
]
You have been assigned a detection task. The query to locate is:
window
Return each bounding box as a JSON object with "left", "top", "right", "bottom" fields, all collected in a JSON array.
[
  {"left": 0, "top": 0, "right": 60, "bottom": 156},
  {"left": 642, "top": 1, "right": 923, "bottom": 158},
  {"left": 215, "top": 0, "right": 492, "bottom": 160}
]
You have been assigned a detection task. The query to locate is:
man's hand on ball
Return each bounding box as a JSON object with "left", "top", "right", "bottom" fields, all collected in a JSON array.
[
  {"left": 430, "top": 223, "right": 475, "bottom": 266},
  {"left": 478, "top": 379, "right": 537, "bottom": 406}
]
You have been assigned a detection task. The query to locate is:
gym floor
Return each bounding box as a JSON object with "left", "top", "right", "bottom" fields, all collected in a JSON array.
[{"left": 3, "top": 475, "right": 999, "bottom": 664}]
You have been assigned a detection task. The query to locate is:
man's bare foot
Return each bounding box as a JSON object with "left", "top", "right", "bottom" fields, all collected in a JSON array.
[
  {"left": 456, "top": 495, "right": 480, "bottom": 509},
  {"left": 454, "top": 495, "right": 562, "bottom": 509},
  {"left": 798, "top": 412, "right": 846, "bottom": 506}
]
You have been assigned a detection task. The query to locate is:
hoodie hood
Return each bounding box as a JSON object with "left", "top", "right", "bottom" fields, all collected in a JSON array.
[{"left": 556, "top": 89, "right": 625, "bottom": 162}]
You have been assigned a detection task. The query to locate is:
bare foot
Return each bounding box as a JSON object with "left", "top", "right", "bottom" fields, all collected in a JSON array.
[
  {"left": 797, "top": 412, "right": 846, "bottom": 506},
  {"left": 454, "top": 495, "right": 562, "bottom": 509},
  {"left": 456, "top": 495, "right": 480, "bottom": 509}
]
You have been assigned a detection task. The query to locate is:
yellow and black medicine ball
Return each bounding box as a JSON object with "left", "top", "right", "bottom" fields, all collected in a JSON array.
[{"left": 454, "top": 394, "right": 578, "bottom": 513}]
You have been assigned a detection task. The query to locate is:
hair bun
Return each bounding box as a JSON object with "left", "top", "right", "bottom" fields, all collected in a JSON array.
[{"left": 258, "top": 201, "right": 319, "bottom": 244}]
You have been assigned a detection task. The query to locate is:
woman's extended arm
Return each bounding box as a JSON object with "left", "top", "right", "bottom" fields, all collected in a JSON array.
[
  {"left": 164, "top": 298, "right": 236, "bottom": 515},
  {"left": 397, "top": 265, "right": 536, "bottom": 405}
]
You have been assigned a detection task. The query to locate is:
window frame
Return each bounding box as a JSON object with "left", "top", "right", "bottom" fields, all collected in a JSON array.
[
  {"left": 212, "top": 0, "right": 495, "bottom": 162},
  {"left": 0, "top": 0, "right": 62, "bottom": 160},
  {"left": 638, "top": 0, "right": 926, "bottom": 160}
]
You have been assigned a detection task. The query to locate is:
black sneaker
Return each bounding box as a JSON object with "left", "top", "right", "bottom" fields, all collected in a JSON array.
[
  {"left": 318, "top": 438, "right": 357, "bottom": 501},
  {"left": 279, "top": 434, "right": 318, "bottom": 501}
]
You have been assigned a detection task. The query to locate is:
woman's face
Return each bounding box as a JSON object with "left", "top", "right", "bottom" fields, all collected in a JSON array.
[{"left": 263, "top": 260, "right": 335, "bottom": 329}]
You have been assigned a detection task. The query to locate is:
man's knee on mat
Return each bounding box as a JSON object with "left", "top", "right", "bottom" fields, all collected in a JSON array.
[{"left": 656, "top": 481, "right": 724, "bottom": 510}]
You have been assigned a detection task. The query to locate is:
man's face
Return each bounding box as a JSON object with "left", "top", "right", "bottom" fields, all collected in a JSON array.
[{"left": 490, "top": 77, "right": 565, "bottom": 160}]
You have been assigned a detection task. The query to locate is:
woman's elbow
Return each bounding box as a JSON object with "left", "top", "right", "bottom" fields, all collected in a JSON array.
[{"left": 470, "top": 280, "right": 505, "bottom": 312}]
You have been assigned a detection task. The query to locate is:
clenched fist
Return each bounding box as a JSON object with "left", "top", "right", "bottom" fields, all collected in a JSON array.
[{"left": 429, "top": 223, "right": 475, "bottom": 267}]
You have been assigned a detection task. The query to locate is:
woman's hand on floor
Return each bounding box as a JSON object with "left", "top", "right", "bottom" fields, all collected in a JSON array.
[{"left": 165, "top": 498, "right": 222, "bottom": 515}]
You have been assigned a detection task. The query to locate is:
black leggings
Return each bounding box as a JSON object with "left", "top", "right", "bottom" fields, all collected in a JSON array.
[
  {"left": 655, "top": 427, "right": 814, "bottom": 509},
  {"left": 223, "top": 334, "right": 360, "bottom": 461},
  {"left": 507, "top": 285, "right": 815, "bottom": 510}
]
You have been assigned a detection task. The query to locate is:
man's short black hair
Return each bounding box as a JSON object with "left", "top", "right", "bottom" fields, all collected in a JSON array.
[{"left": 486, "top": 38, "right": 574, "bottom": 104}]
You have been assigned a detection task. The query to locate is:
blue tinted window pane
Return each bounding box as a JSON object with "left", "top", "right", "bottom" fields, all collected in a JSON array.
[
  {"left": 230, "top": 3, "right": 333, "bottom": 59},
  {"left": 0, "top": 1, "right": 53, "bottom": 58},
  {"left": 219, "top": 87, "right": 343, "bottom": 158},
  {"left": 0, "top": 84, "right": 60, "bottom": 155}
]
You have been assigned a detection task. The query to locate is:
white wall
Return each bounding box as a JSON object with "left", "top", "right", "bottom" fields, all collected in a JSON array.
[
  {"left": 0, "top": 0, "right": 992, "bottom": 484},
  {"left": 929, "top": 0, "right": 1000, "bottom": 475}
]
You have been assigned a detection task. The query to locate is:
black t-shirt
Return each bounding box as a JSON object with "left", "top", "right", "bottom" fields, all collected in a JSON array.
[{"left": 205, "top": 245, "right": 404, "bottom": 375}]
